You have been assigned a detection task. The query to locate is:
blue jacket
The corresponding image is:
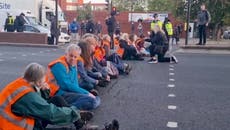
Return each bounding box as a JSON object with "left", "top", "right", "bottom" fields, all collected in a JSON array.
[
  {"left": 51, "top": 63, "right": 89, "bottom": 95},
  {"left": 77, "top": 61, "right": 97, "bottom": 85},
  {"left": 69, "top": 21, "right": 79, "bottom": 33}
]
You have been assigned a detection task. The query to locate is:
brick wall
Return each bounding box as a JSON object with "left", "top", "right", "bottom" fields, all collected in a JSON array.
[{"left": 0, "top": 32, "right": 48, "bottom": 44}]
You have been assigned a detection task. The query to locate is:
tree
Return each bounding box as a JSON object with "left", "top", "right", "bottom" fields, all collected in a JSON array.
[{"left": 77, "top": 2, "right": 93, "bottom": 21}]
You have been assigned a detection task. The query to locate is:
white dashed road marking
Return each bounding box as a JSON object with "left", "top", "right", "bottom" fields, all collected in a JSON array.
[
  {"left": 168, "top": 94, "right": 176, "bottom": 97},
  {"left": 169, "top": 68, "right": 174, "bottom": 71},
  {"left": 40, "top": 51, "right": 44, "bottom": 53},
  {"left": 169, "top": 73, "right": 175, "bottom": 75},
  {"left": 168, "top": 84, "right": 175, "bottom": 88},
  {"left": 167, "top": 122, "right": 178, "bottom": 128},
  {"left": 12, "top": 57, "right": 17, "bottom": 59},
  {"left": 169, "top": 78, "right": 175, "bottom": 81},
  {"left": 22, "top": 54, "right": 27, "bottom": 57},
  {"left": 31, "top": 53, "right": 36, "bottom": 55},
  {"left": 168, "top": 105, "right": 177, "bottom": 110},
  {"left": 169, "top": 65, "right": 174, "bottom": 68}
]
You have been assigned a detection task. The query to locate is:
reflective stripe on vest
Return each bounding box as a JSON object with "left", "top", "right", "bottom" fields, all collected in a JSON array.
[
  {"left": 8, "top": 17, "right": 14, "bottom": 25},
  {"left": 0, "top": 78, "right": 35, "bottom": 130},
  {"left": 47, "top": 56, "right": 68, "bottom": 96},
  {"left": 165, "top": 22, "right": 173, "bottom": 35},
  {"left": 151, "top": 20, "right": 163, "bottom": 30}
]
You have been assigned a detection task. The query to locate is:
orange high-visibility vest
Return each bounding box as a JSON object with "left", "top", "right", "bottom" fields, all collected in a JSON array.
[
  {"left": 47, "top": 56, "right": 69, "bottom": 96},
  {"left": 0, "top": 78, "right": 35, "bottom": 130},
  {"left": 114, "top": 39, "right": 124, "bottom": 58},
  {"left": 94, "top": 47, "right": 105, "bottom": 62}
]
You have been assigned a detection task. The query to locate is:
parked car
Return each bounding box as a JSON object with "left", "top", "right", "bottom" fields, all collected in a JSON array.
[{"left": 23, "top": 24, "right": 70, "bottom": 43}]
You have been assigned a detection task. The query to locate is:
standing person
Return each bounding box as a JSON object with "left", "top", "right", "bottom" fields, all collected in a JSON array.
[
  {"left": 196, "top": 3, "right": 211, "bottom": 45},
  {"left": 95, "top": 21, "right": 102, "bottom": 36},
  {"left": 48, "top": 44, "right": 100, "bottom": 110},
  {"left": 50, "top": 15, "right": 60, "bottom": 45},
  {"left": 86, "top": 19, "right": 95, "bottom": 34},
  {"left": 4, "top": 13, "right": 15, "bottom": 32},
  {"left": 137, "top": 19, "right": 143, "bottom": 37},
  {"left": 69, "top": 18, "right": 80, "bottom": 43},
  {"left": 14, "top": 13, "right": 26, "bottom": 32},
  {"left": 80, "top": 20, "right": 86, "bottom": 36},
  {"left": 105, "top": 15, "right": 116, "bottom": 49},
  {"left": 150, "top": 13, "right": 163, "bottom": 31},
  {"left": 163, "top": 18, "right": 173, "bottom": 51},
  {"left": 131, "top": 22, "right": 135, "bottom": 35},
  {"left": 115, "top": 21, "right": 121, "bottom": 36},
  {"left": 0, "top": 62, "right": 97, "bottom": 130}
]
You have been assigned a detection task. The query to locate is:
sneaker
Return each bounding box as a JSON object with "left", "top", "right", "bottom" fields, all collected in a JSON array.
[
  {"left": 172, "top": 55, "right": 178, "bottom": 63},
  {"left": 80, "top": 111, "right": 94, "bottom": 122},
  {"left": 125, "top": 64, "right": 132, "bottom": 75},
  {"left": 103, "top": 119, "right": 119, "bottom": 130},
  {"left": 80, "top": 124, "right": 99, "bottom": 130},
  {"left": 148, "top": 59, "right": 158, "bottom": 64},
  {"left": 90, "top": 89, "right": 99, "bottom": 96}
]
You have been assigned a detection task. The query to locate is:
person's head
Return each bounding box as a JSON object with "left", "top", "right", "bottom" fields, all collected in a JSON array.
[
  {"left": 23, "top": 63, "right": 46, "bottom": 88},
  {"left": 82, "top": 33, "right": 99, "bottom": 50},
  {"left": 102, "top": 34, "right": 111, "bottom": 42},
  {"left": 129, "top": 34, "right": 135, "bottom": 42},
  {"left": 98, "top": 21, "right": 101, "bottom": 24},
  {"left": 78, "top": 41, "right": 93, "bottom": 69},
  {"left": 65, "top": 44, "right": 81, "bottom": 66},
  {"left": 164, "top": 17, "right": 169, "bottom": 22},
  {"left": 20, "top": 13, "right": 25, "bottom": 16},
  {"left": 201, "top": 4, "right": 206, "bottom": 10},
  {"left": 153, "top": 13, "right": 158, "bottom": 19},
  {"left": 73, "top": 18, "right": 76, "bottom": 22},
  {"left": 120, "top": 33, "right": 129, "bottom": 41}
]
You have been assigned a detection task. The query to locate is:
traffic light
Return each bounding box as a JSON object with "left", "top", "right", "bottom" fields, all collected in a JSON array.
[
  {"left": 111, "top": 6, "right": 117, "bottom": 16},
  {"left": 105, "top": 0, "right": 109, "bottom": 10}
]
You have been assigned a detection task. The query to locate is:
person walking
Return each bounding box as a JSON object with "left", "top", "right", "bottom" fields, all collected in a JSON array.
[
  {"left": 4, "top": 13, "right": 15, "bottom": 32},
  {"left": 95, "top": 21, "right": 102, "bottom": 36},
  {"left": 50, "top": 15, "right": 60, "bottom": 45},
  {"left": 69, "top": 18, "right": 80, "bottom": 43},
  {"left": 196, "top": 3, "right": 211, "bottom": 45},
  {"left": 137, "top": 19, "right": 143, "bottom": 37},
  {"left": 14, "top": 13, "right": 26, "bottom": 32}
]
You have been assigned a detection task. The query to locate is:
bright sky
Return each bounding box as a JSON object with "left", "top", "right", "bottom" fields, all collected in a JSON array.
[{"left": 83, "top": 0, "right": 106, "bottom": 4}]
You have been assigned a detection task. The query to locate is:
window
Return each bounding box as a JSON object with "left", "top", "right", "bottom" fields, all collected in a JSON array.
[
  {"left": 66, "top": 0, "right": 77, "bottom": 3},
  {"left": 24, "top": 25, "right": 40, "bottom": 33},
  {"left": 66, "top": 5, "right": 77, "bottom": 11}
]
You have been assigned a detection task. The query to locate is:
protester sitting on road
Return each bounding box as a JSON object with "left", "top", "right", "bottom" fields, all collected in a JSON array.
[
  {"left": 119, "top": 33, "right": 144, "bottom": 60},
  {"left": 82, "top": 34, "right": 111, "bottom": 82},
  {"left": 77, "top": 41, "right": 108, "bottom": 91},
  {"left": 47, "top": 44, "right": 101, "bottom": 110},
  {"left": 0, "top": 62, "right": 98, "bottom": 130},
  {"left": 135, "top": 34, "right": 150, "bottom": 56},
  {"left": 147, "top": 25, "right": 178, "bottom": 64}
]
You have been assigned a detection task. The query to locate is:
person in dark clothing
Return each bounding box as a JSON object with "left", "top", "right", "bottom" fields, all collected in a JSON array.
[
  {"left": 4, "top": 13, "right": 15, "bottom": 32},
  {"left": 14, "top": 13, "right": 26, "bottom": 32},
  {"left": 50, "top": 15, "right": 60, "bottom": 45},
  {"left": 95, "top": 21, "right": 102, "bottom": 36},
  {"left": 105, "top": 15, "right": 116, "bottom": 49},
  {"left": 196, "top": 3, "right": 211, "bottom": 45},
  {"left": 80, "top": 20, "right": 86, "bottom": 36},
  {"left": 86, "top": 19, "right": 95, "bottom": 34},
  {"left": 115, "top": 21, "right": 121, "bottom": 36},
  {"left": 147, "top": 25, "right": 178, "bottom": 63}
]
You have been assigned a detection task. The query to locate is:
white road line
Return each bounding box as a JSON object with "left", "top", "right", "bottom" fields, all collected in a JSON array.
[
  {"left": 169, "top": 78, "right": 175, "bottom": 81},
  {"left": 169, "top": 65, "right": 174, "bottom": 68},
  {"left": 0, "top": 59, "right": 4, "bottom": 61},
  {"left": 40, "top": 51, "right": 44, "bottom": 53},
  {"left": 22, "top": 54, "right": 27, "bottom": 57},
  {"left": 168, "top": 84, "right": 175, "bottom": 88},
  {"left": 167, "top": 122, "right": 178, "bottom": 128},
  {"left": 168, "top": 94, "right": 176, "bottom": 97},
  {"left": 169, "top": 68, "right": 174, "bottom": 71},
  {"left": 168, "top": 105, "right": 177, "bottom": 110},
  {"left": 169, "top": 73, "right": 175, "bottom": 76},
  {"left": 31, "top": 53, "right": 36, "bottom": 55}
]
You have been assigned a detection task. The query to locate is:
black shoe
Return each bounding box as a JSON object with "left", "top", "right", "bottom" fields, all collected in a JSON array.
[
  {"left": 171, "top": 55, "right": 178, "bottom": 63},
  {"left": 74, "top": 119, "right": 85, "bottom": 130},
  {"left": 98, "top": 80, "right": 108, "bottom": 87},
  {"left": 125, "top": 64, "right": 132, "bottom": 75},
  {"left": 80, "top": 111, "right": 94, "bottom": 122},
  {"left": 109, "top": 74, "right": 118, "bottom": 79},
  {"left": 90, "top": 89, "right": 99, "bottom": 96},
  {"left": 103, "top": 119, "right": 119, "bottom": 130}
]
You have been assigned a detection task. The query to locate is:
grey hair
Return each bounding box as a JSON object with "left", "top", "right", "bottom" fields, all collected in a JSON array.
[
  {"left": 81, "top": 33, "right": 99, "bottom": 41},
  {"left": 23, "top": 63, "right": 46, "bottom": 82},
  {"left": 65, "top": 44, "right": 81, "bottom": 54}
]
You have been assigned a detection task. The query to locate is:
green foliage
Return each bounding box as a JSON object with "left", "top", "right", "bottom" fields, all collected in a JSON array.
[
  {"left": 77, "top": 2, "right": 93, "bottom": 21},
  {"left": 148, "top": 0, "right": 174, "bottom": 12}
]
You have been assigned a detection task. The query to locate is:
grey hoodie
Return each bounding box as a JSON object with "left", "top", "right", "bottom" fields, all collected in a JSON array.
[{"left": 197, "top": 10, "right": 211, "bottom": 25}]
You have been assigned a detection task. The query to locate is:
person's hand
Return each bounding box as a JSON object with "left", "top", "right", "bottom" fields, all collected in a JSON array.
[
  {"left": 95, "top": 80, "right": 99, "bottom": 85},
  {"left": 106, "top": 75, "right": 110, "bottom": 81},
  {"left": 206, "top": 23, "right": 209, "bottom": 26},
  {"left": 88, "top": 93, "right": 96, "bottom": 99},
  {"left": 40, "top": 82, "right": 50, "bottom": 90}
]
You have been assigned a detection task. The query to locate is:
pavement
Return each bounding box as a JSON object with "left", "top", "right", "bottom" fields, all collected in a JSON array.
[
  {"left": 179, "top": 38, "right": 230, "bottom": 50},
  {"left": 1, "top": 45, "right": 230, "bottom": 130}
]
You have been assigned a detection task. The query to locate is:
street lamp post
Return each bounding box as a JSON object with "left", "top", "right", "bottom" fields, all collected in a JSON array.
[
  {"left": 185, "top": 0, "right": 191, "bottom": 45},
  {"left": 55, "top": 0, "right": 58, "bottom": 45}
]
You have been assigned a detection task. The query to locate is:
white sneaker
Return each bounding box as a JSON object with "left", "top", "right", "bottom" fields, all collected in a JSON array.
[
  {"left": 172, "top": 56, "right": 178, "bottom": 63},
  {"left": 148, "top": 59, "right": 158, "bottom": 64}
]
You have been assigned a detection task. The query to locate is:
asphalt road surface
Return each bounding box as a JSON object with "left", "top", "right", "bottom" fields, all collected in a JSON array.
[{"left": 0, "top": 45, "right": 230, "bottom": 130}]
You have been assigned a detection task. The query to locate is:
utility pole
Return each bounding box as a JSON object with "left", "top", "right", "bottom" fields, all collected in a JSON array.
[
  {"left": 185, "top": 0, "right": 191, "bottom": 45},
  {"left": 55, "top": 0, "right": 59, "bottom": 45}
]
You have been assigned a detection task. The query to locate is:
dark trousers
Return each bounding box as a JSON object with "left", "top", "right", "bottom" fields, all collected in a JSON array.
[{"left": 198, "top": 25, "right": 207, "bottom": 45}]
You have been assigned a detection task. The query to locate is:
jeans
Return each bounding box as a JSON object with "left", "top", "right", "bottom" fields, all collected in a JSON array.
[
  {"left": 198, "top": 25, "right": 207, "bottom": 44},
  {"left": 61, "top": 92, "right": 100, "bottom": 110},
  {"left": 79, "top": 80, "right": 95, "bottom": 91}
]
